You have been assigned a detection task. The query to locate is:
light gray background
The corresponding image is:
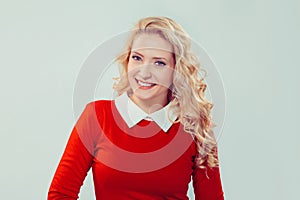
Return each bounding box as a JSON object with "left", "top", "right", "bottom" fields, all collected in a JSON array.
[{"left": 0, "top": 0, "right": 299, "bottom": 199}]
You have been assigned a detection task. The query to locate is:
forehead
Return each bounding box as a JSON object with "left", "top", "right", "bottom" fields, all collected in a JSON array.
[{"left": 131, "top": 33, "right": 173, "bottom": 54}]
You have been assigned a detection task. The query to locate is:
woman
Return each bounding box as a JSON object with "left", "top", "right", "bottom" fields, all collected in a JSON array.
[{"left": 48, "top": 16, "right": 224, "bottom": 200}]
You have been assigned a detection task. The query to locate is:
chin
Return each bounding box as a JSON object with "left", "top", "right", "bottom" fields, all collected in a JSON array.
[{"left": 132, "top": 92, "right": 157, "bottom": 101}]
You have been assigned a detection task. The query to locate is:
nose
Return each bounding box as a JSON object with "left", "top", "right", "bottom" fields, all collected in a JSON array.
[{"left": 138, "top": 65, "right": 152, "bottom": 79}]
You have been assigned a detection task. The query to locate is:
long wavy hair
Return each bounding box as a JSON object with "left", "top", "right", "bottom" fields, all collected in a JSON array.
[{"left": 113, "top": 16, "right": 219, "bottom": 169}]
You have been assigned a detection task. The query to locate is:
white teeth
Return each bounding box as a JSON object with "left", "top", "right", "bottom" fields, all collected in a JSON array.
[{"left": 137, "top": 80, "right": 155, "bottom": 87}]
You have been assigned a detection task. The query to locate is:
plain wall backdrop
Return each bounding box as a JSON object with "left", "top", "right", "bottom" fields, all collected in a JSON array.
[{"left": 0, "top": 0, "right": 299, "bottom": 199}]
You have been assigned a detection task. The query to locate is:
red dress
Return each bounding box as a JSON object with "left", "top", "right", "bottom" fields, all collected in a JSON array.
[{"left": 48, "top": 100, "right": 224, "bottom": 200}]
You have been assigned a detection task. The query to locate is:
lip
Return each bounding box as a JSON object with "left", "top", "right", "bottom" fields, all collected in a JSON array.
[{"left": 135, "top": 78, "right": 157, "bottom": 89}]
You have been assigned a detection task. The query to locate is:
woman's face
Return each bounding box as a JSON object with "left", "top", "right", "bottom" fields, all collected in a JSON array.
[{"left": 127, "top": 33, "right": 175, "bottom": 108}]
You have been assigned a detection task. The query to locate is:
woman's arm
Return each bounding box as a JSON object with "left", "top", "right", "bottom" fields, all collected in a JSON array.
[
  {"left": 48, "top": 103, "right": 98, "bottom": 199},
  {"left": 192, "top": 165, "right": 224, "bottom": 200}
]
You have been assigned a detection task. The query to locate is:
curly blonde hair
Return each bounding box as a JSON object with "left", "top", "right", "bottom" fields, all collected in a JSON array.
[{"left": 113, "top": 16, "right": 219, "bottom": 169}]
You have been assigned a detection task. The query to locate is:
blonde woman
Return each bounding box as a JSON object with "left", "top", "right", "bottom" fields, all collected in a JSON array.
[{"left": 48, "top": 16, "right": 224, "bottom": 200}]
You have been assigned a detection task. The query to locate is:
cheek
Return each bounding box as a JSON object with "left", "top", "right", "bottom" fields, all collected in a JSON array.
[
  {"left": 127, "top": 64, "right": 138, "bottom": 79},
  {"left": 127, "top": 60, "right": 139, "bottom": 75},
  {"left": 157, "top": 70, "right": 174, "bottom": 87},
  {"left": 126, "top": 59, "right": 135, "bottom": 74}
]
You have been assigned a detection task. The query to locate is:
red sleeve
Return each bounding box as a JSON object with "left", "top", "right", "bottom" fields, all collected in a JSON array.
[
  {"left": 48, "top": 103, "right": 98, "bottom": 200},
  {"left": 192, "top": 164, "right": 224, "bottom": 200}
]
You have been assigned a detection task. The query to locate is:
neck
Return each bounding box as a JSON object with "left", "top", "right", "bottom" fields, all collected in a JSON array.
[{"left": 130, "top": 95, "right": 168, "bottom": 114}]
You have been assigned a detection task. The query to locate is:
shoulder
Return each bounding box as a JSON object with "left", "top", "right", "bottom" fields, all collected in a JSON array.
[
  {"left": 86, "top": 99, "right": 113, "bottom": 108},
  {"left": 84, "top": 99, "right": 115, "bottom": 116}
]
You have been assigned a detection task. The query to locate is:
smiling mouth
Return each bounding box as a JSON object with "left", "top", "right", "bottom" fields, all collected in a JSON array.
[{"left": 135, "top": 78, "right": 157, "bottom": 89}]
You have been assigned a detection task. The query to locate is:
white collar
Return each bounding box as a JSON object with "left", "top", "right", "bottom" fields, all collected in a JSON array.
[{"left": 114, "top": 92, "right": 177, "bottom": 132}]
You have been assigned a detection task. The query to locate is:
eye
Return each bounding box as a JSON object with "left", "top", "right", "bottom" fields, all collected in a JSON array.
[
  {"left": 131, "top": 55, "right": 142, "bottom": 61},
  {"left": 154, "top": 61, "right": 166, "bottom": 66}
]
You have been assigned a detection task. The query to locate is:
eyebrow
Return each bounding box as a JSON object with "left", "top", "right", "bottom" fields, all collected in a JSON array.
[
  {"left": 131, "top": 51, "right": 167, "bottom": 61},
  {"left": 132, "top": 51, "right": 144, "bottom": 58}
]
